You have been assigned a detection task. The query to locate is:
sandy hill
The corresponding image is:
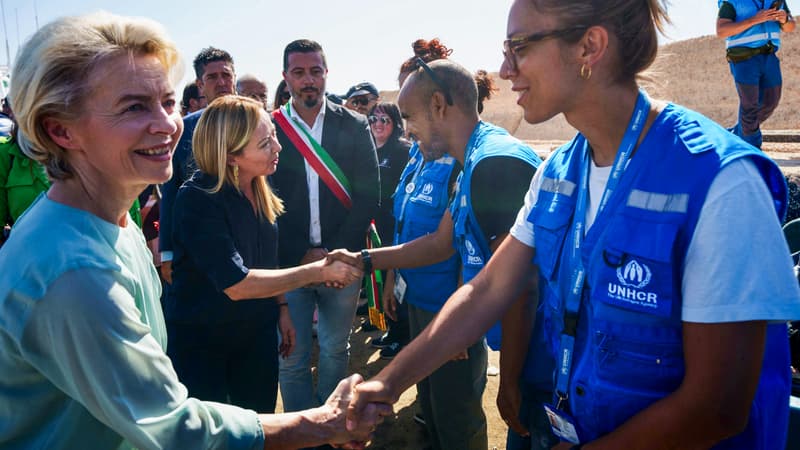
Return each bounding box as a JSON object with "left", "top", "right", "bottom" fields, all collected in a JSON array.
[{"left": 384, "top": 33, "right": 800, "bottom": 141}]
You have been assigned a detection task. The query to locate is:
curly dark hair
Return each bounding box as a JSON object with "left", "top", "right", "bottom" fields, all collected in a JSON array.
[
  {"left": 398, "top": 38, "right": 453, "bottom": 80},
  {"left": 473, "top": 70, "right": 498, "bottom": 114}
]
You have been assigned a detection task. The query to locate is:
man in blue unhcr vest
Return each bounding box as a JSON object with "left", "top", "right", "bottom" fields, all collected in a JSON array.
[
  {"left": 717, "top": 0, "right": 795, "bottom": 148},
  {"left": 329, "top": 58, "right": 541, "bottom": 449}
]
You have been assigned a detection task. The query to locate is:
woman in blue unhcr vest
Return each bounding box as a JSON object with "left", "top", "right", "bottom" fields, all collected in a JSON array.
[{"left": 344, "top": 0, "right": 800, "bottom": 449}]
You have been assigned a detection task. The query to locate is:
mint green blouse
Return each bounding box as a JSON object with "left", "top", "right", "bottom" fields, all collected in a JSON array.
[{"left": 0, "top": 195, "right": 263, "bottom": 449}]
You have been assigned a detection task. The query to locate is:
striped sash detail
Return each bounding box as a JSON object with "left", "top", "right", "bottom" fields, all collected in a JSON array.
[{"left": 273, "top": 104, "right": 352, "bottom": 209}]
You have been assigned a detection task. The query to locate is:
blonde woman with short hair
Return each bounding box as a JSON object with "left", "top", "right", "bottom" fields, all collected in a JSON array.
[{"left": 0, "top": 13, "right": 383, "bottom": 449}]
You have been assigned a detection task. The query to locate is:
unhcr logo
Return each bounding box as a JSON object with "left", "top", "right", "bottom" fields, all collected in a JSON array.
[
  {"left": 464, "top": 239, "right": 483, "bottom": 265},
  {"left": 616, "top": 259, "right": 651, "bottom": 289},
  {"left": 607, "top": 258, "right": 658, "bottom": 308},
  {"left": 465, "top": 239, "right": 476, "bottom": 255},
  {"left": 416, "top": 183, "right": 435, "bottom": 203}
]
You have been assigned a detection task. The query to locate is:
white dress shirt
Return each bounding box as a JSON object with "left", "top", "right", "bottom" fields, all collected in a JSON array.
[{"left": 287, "top": 98, "right": 327, "bottom": 247}]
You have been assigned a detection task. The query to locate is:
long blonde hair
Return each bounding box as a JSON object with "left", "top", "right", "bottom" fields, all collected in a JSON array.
[{"left": 193, "top": 96, "right": 284, "bottom": 223}]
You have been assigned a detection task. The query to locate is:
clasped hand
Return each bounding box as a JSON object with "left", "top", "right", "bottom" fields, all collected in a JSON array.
[
  {"left": 324, "top": 375, "right": 393, "bottom": 449},
  {"left": 322, "top": 249, "right": 363, "bottom": 288},
  {"left": 302, "top": 248, "right": 364, "bottom": 288},
  {"left": 341, "top": 377, "right": 398, "bottom": 446}
]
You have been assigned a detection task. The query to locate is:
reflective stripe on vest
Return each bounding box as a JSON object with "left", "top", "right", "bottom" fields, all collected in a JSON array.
[
  {"left": 627, "top": 190, "right": 690, "bottom": 213},
  {"left": 541, "top": 177, "right": 577, "bottom": 196},
  {"left": 726, "top": 31, "right": 781, "bottom": 48}
]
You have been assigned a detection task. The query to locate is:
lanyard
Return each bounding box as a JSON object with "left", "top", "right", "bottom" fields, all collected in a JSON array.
[{"left": 554, "top": 89, "right": 651, "bottom": 409}]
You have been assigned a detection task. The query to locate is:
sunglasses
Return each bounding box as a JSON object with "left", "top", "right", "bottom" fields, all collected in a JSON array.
[
  {"left": 368, "top": 115, "right": 391, "bottom": 125},
  {"left": 415, "top": 57, "right": 453, "bottom": 106},
  {"left": 349, "top": 96, "right": 374, "bottom": 107},
  {"left": 502, "top": 26, "right": 587, "bottom": 71}
]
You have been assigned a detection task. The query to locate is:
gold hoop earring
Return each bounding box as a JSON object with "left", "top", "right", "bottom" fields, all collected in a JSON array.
[
  {"left": 233, "top": 165, "right": 239, "bottom": 187},
  {"left": 580, "top": 64, "right": 592, "bottom": 80}
]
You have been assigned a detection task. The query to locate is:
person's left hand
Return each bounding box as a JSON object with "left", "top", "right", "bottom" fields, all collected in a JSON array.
[
  {"left": 497, "top": 378, "right": 528, "bottom": 437},
  {"left": 381, "top": 272, "right": 398, "bottom": 321},
  {"left": 278, "top": 305, "right": 295, "bottom": 359}
]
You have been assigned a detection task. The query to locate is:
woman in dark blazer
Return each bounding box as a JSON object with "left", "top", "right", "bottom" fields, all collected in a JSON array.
[{"left": 166, "top": 96, "right": 361, "bottom": 413}]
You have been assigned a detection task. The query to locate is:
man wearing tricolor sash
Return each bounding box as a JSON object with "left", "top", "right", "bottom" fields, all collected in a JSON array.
[{"left": 271, "top": 39, "right": 379, "bottom": 417}]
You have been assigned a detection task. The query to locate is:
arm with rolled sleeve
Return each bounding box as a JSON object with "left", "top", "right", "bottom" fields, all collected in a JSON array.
[
  {"left": 328, "top": 119, "right": 379, "bottom": 251},
  {"left": 21, "top": 268, "right": 264, "bottom": 450},
  {"left": 174, "top": 185, "right": 249, "bottom": 293}
]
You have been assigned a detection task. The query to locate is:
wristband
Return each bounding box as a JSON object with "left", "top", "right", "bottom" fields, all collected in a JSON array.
[{"left": 360, "top": 249, "right": 373, "bottom": 273}]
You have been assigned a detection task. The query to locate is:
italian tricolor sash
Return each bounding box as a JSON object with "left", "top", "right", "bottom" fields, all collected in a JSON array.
[{"left": 272, "top": 103, "right": 353, "bottom": 209}]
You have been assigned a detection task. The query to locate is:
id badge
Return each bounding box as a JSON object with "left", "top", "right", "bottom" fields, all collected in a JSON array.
[
  {"left": 393, "top": 272, "right": 407, "bottom": 305},
  {"left": 542, "top": 403, "right": 580, "bottom": 444}
]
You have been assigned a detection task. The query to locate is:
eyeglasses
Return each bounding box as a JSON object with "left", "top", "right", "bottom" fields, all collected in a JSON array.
[
  {"left": 415, "top": 57, "right": 453, "bottom": 106},
  {"left": 349, "top": 96, "right": 375, "bottom": 107},
  {"left": 368, "top": 115, "right": 391, "bottom": 125},
  {"left": 502, "top": 26, "right": 587, "bottom": 71}
]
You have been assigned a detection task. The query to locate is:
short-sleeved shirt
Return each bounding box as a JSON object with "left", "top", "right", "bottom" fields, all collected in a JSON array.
[
  {"left": 166, "top": 171, "right": 279, "bottom": 325},
  {"left": 0, "top": 194, "right": 263, "bottom": 449},
  {"left": 719, "top": 1, "right": 792, "bottom": 20},
  {"left": 511, "top": 155, "right": 800, "bottom": 322},
  {"left": 471, "top": 155, "right": 536, "bottom": 244}
]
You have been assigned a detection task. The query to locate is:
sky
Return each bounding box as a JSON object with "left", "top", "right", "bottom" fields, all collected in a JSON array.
[{"left": 0, "top": 1, "right": 720, "bottom": 96}]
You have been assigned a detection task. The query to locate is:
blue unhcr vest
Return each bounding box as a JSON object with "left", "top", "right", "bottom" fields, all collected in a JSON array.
[
  {"left": 392, "top": 143, "right": 461, "bottom": 312},
  {"left": 529, "top": 104, "right": 790, "bottom": 447},
  {"left": 721, "top": 0, "right": 783, "bottom": 49},
  {"left": 451, "top": 121, "right": 542, "bottom": 350}
]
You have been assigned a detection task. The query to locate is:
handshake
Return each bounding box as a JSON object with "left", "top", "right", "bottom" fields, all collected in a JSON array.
[
  {"left": 290, "top": 373, "right": 397, "bottom": 449},
  {"left": 303, "top": 248, "right": 369, "bottom": 289}
]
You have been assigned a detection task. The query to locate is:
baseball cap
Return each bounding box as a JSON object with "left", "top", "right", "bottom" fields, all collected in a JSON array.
[{"left": 344, "top": 82, "right": 379, "bottom": 99}]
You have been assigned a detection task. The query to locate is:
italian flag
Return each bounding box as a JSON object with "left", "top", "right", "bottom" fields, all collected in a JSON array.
[{"left": 364, "top": 220, "right": 386, "bottom": 331}]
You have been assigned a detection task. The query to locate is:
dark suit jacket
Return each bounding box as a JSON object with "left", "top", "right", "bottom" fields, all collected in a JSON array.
[
  {"left": 159, "top": 109, "right": 202, "bottom": 254},
  {"left": 271, "top": 101, "right": 379, "bottom": 267}
]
